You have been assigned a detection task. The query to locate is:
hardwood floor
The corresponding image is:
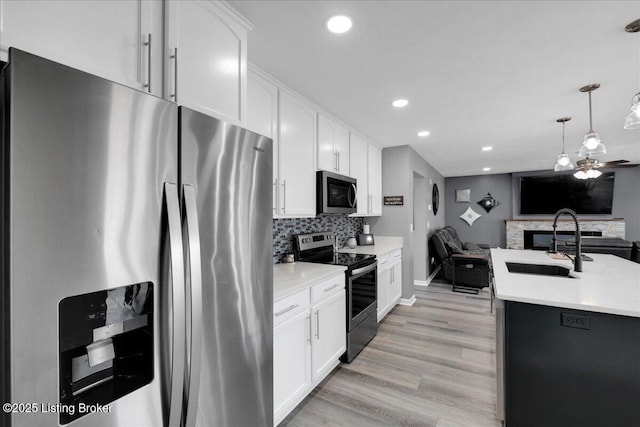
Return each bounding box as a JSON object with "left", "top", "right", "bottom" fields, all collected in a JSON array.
[{"left": 280, "top": 282, "right": 501, "bottom": 427}]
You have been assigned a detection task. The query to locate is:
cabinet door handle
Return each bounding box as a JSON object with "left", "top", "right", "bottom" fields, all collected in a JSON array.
[
  {"left": 170, "top": 47, "right": 178, "bottom": 100},
  {"left": 275, "top": 304, "right": 298, "bottom": 317},
  {"left": 280, "top": 180, "right": 286, "bottom": 214},
  {"left": 337, "top": 151, "right": 340, "bottom": 172},
  {"left": 143, "top": 33, "right": 152, "bottom": 92},
  {"left": 272, "top": 179, "right": 277, "bottom": 215},
  {"left": 323, "top": 283, "right": 341, "bottom": 292},
  {"left": 315, "top": 310, "right": 320, "bottom": 339},
  {"left": 307, "top": 315, "right": 312, "bottom": 344}
]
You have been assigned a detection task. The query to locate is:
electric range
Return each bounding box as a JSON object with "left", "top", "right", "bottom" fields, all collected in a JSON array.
[{"left": 293, "top": 232, "right": 378, "bottom": 363}]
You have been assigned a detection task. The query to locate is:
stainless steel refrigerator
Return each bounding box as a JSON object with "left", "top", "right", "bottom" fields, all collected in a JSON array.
[{"left": 0, "top": 49, "right": 273, "bottom": 427}]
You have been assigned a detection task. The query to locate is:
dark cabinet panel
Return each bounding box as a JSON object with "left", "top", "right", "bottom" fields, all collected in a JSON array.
[{"left": 506, "top": 301, "right": 640, "bottom": 426}]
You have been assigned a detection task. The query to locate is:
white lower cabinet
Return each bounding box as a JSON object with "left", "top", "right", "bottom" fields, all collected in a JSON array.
[
  {"left": 377, "top": 267, "right": 391, "bottom": 322},
  {"left": 311, "top": 289, "right": 346, "bottom": 382},
  {"left": 274, "top": 273, "right": 346, "bottom": 425},
  {"left": 377, "top": 249, "right": 403, "bottom": 321},
  {"left": 389, "top": 250, "right": 403, "bottom": 305},
  {"left": 274, "top": 309, "right": 311, "bottom": 423}
]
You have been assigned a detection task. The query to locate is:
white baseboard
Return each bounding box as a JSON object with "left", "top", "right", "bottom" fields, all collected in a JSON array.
[
  {"left": 414, "top": 265, "right": 441, "bottom": 288},
  {"left": 398, "top": 295, "right": 416, "bottom": 306}
]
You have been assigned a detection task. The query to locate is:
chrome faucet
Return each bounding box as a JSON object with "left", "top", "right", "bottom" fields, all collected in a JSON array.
[{"left": 552, "top": 208, "right": 583, "bottom": 272}]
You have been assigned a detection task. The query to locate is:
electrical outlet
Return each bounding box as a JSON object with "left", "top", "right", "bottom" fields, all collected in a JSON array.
[{"left": 561, "top": 313, "right": 590, "bottom": 330}]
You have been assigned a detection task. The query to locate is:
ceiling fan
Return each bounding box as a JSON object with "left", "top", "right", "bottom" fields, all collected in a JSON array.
[
  {"left": 573, "top": 158, "right": 636, "bottom": 179},
  {"left": 576, "top": 158, "right": 634, "bottom": 170}
]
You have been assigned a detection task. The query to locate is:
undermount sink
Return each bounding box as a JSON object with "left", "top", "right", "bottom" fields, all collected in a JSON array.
[{"left": 505, "top": 262, "right": 578, "bottom": 279}]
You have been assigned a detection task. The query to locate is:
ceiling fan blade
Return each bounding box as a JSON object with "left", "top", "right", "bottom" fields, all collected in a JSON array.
[
  {"left": 596, "top": 159, "right": 630, "bottom": 168},
  {"left": 605, "top": 163, "right": 638, "bottom": 168}
]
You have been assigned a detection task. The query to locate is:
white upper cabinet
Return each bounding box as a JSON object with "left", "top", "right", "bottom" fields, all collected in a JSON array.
[
  {"left": 349, "top": 134, "right": 382, "bottom": 216},
  {"left": 165, "top": 0, "right": 251, "bottom": 122},
  {"left": 246, "top": 68, "right": 278, "bottom": 139},
  {"left": 349, "top": 134, "right": 369, "bottom": 216},
  {"left": 247, "top": 68, "right": 279, "bottom": 215},
  {"left": 317, "top": 114, "right": 349, "bottom": 176},
  {"left": 0, "top": 0, "right": 161, "bottom": 94},
  {"left": 368, "top": 145, "right": 382, "bottom": 216},
  {"left": 278, "top": 90, "right": 317, "bottom": 217}
]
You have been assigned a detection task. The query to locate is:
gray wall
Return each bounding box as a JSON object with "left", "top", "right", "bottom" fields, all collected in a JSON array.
[
  {"left": 445, "top": 167, "right": 640, "bottom": 247},
  {"left": 369, "top": 145, "right": 445, "bottom": 299},
  {"left": 612, "top": 167, "right": 640, "bottom": 241},
  {"left": 413, "top": 172, "right": 427, "bottom": 282},
  {"left": 444, "top": 174, "right": 512, "bottom": 248}
]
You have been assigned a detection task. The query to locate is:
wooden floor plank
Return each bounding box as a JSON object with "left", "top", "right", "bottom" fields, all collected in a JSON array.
[{"left": 280, "top": 282, "right": 500, "bottom": 427}]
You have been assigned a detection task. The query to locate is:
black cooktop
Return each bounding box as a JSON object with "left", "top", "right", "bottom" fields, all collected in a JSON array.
[
  {"left": 293, "top": 232, "right": 376, "bottom": 270},
  {"left": 296, "top": 248, "right": 375, "bottom": 270},
  {"left": 301, "top": 252, "right": 374, "bottom": 268}
]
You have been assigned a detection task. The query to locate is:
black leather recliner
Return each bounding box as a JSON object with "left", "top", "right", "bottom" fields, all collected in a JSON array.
[{"left": 430, "top": 226, "right": 491, "bottom": 294}]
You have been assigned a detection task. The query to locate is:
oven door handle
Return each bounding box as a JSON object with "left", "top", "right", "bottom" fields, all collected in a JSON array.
[{"left": 351, "top": 260, "right": 378, "bottom": 276}]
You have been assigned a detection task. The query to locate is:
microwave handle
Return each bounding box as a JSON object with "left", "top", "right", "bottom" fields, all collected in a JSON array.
[{"left": 348, "top": 183, "right": 357, "bottom": 208}]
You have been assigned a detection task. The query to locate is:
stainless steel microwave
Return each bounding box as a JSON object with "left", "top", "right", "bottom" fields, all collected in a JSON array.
[{"left": 317, "top": 170, "right": 357, "bottom": 214}]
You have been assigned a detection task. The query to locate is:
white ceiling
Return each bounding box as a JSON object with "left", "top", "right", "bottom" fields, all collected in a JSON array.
[{"left": 228, "top": 0, "right": 640, "bottom": 177}]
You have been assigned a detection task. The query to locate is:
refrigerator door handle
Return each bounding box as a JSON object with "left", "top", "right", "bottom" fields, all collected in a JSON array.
[
  {"left": 164, "top": 183, "right": 187, "bottom": 427},
  {"left": 182, "top": 184, "right": 203, "bottom": 427}
]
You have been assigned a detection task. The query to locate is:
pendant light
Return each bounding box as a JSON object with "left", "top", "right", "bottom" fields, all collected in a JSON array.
[
  {"left": 624, "top": 20, "right": 640, "bottom": 129},
  {"left": 554, "top": 117, "right": 574, "bottom": 171},
  {"left": 624, "top": 92, "right": 640, "bottom": 129},
  {"left": 578, "top": 84, "right": 606, "bottom": 157}
]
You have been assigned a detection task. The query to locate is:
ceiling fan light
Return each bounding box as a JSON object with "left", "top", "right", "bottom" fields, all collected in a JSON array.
[
  {"left": 624, "top": 93, "right": 640, "bottom": 130},
  {"left": 554, "top": 153, "right": 574, "bottom": 171},
  {"left": 573, "top": 170, "right": 587, "bottom": 179},
  {"left": 590, "top": 169, "right": 602, "bottom": 178}
]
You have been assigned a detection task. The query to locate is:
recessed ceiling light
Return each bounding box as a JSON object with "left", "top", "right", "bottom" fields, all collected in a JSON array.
[
  {"left": 326, "top": 15, "right": 352, "bottom": 34},
  {"left": 482, "top": 146, "right": 493, "bottom": 151},
  {"left": 483, "top": 167, "right": 491, "bottom": 172},
  {"left": 417, "top": 130, "right": 430, "bottom": 137},
  {"left": 392, "top": 99, "right": 408, "bottom": 108}
]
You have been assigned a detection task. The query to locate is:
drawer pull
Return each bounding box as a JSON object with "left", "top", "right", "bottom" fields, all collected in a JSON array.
[
  {"left": 323, "top": 283, "right": 341, "bottom": 292},
  {"left": 275, "top": 304, "right": 298, "bottom": 317}
]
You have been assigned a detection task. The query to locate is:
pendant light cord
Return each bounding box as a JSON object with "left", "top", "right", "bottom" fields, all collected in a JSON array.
[{"left": 588, "top": 90, "right": 594, "bottom": 132}]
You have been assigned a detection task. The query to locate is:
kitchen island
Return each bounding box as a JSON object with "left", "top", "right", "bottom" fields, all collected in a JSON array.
[{"left": 491, "top": 248, "right": 640, "bottom": 427}]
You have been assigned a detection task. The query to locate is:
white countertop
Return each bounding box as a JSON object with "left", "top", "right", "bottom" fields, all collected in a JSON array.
[
  {"left": 491, "top": 248, "right": 640, "bottom": 317},
  {"left": 273, "top": 262, "right": 347, "bottom": 301},
  {"left": 337, "top": 235, "right": 403, "bottom": 256}
]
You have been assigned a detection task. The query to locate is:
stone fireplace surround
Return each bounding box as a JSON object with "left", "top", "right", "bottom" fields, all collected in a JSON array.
[{"left": 506, "top": 219, "right": 625, "bottom": 250}]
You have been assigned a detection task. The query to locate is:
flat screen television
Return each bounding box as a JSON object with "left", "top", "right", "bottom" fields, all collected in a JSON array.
[{"left": 519, "top": 172, "right": 615, "bottom": 215}]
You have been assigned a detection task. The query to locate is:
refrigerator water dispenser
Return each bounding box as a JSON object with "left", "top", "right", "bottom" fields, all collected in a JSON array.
[{"left": 58, "top": 283, "right": 154, "bottom": 424}]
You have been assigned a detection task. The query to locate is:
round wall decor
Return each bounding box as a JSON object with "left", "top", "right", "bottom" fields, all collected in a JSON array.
[{"left": 432, "top": 183, "right": 440, "bottom": 215}]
